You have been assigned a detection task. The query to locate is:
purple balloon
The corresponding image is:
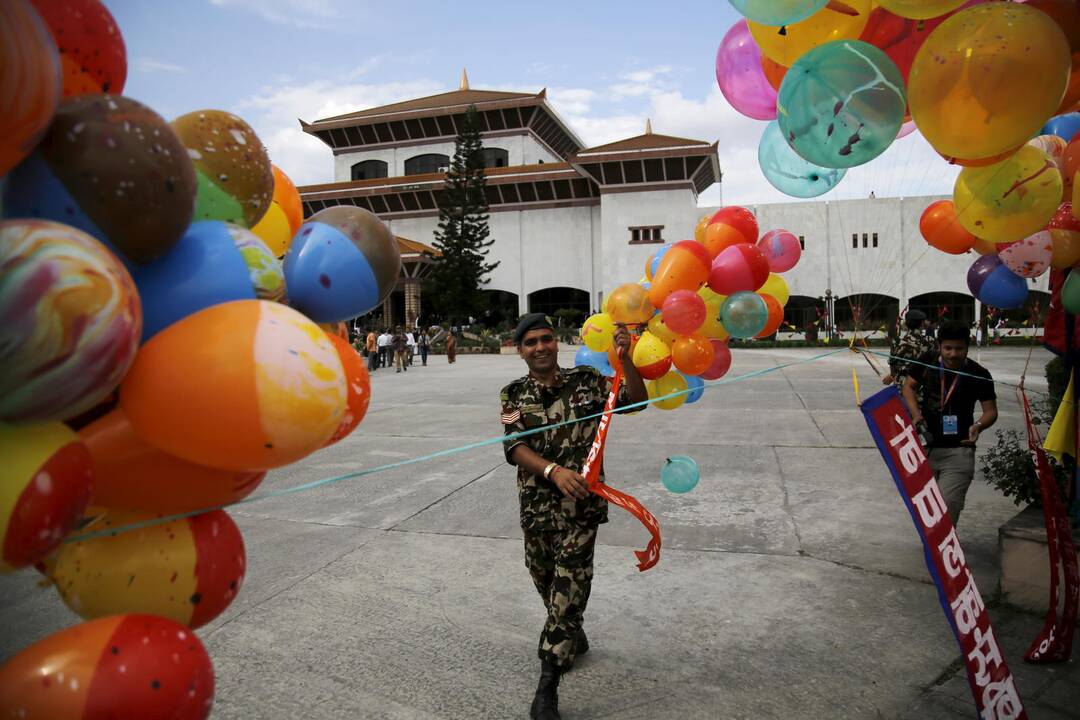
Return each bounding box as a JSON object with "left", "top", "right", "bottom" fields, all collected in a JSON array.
[
  {"left": 716, "top": 20, "right": 778, "bottom": 122},
  {"left": 966, "top": 254, "right": 1000, "bottom": 297}
]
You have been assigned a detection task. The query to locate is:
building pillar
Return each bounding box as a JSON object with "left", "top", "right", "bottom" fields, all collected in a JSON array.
[{"left": 404, "top": 277, "right": 421, "bottom": 327}]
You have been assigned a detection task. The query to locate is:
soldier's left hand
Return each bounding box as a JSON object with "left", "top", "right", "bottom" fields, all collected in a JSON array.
[{"left": 613, "top": 324, "right": 631, "bottom": 354}]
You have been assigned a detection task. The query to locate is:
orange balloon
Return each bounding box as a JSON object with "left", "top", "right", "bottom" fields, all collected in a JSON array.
[
  {"left": 1050, "top": 228, "right": 1080, "bottom": 267},
  {"left": 919, "top": 199, "right": 978, "bottom": 254},
  {"left": 671, "top": 335, "right": 715, "bottom": 376},
  {"left": 120, "top": 300, "right": 347, "bottom": 472},
  {"left": 702, "top": 223, "right": 750, "bottom": 260},
  {"left": 272, "top": 165, "right": 303, "bottom": 233},
  {"left": 607, "top": 283, "right": 655, "bottom": 325},
  {"left": 762, "top": 56, "right": 788, "bottom": 92},
  {"left": 971, "top": 236, "right": 998, "bottom": 255},
  {"left": 0, "top": 0, "right": 61, "bottom": 176},
  {"left": 756, "top": 294, "right": 784, "bottom": 338},
  {"left": 693, "top": 214, "right": 711, "bottom": 243},
  {"left": 648, "top": 240, "right": 711, "bottom": 309},
  {"left": 1026, "top": 0, "right": 1080, "bottom": 113},
  {"left": 325, "top": 333, "right": 371, "bottom": 445},
  {"left": 79, "top": 409, "right": 265, "bottom": 514}
]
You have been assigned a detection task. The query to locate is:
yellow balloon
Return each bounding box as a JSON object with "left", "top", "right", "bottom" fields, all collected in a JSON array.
[
  {"left": 1050, "top": 229, "right": 1080, "bottom": 269},
  {"left": 581, "top": 313, "right": 616, "bottom": 352},
  {"left": 954, "top": 145, "right": 1063, "bottom": 243},
  {"left": 908, "top": 3, "right": 1071, "bottom": 161},
  {"left": 749, "top": 0, "right": 872, "bottom": 67},
  {"left": 1073, "top": 169, "right": 1080, "bottom": 214},
  {"left": 697, "top": 286, "right": 727, "bottom": 306},
  {"left": 648, "top": 371, "right": 688, "bottom": 411},
  {"left": 757, "top": 273, "right": 790, "bottom": 307},
  {"left": 694, "top": 214, "right": 711, "bottom": 243},
  {"left": 698, "top": 301, "right": 731, "bottom": 341},
  {"left": 251, "top": 201, "right": 292, "bottom": 257},
  {"left": 647, "top": 314, "right": 678, "bottom": 346},
  {"left": 632, "top": 331, "right": 673, "bottom": 378},
  {"left": 878, "top": 0, "right": 965, "bottom": 20},
  {"left": 607, "top": 283, "right": 655, "bottom": 325}
]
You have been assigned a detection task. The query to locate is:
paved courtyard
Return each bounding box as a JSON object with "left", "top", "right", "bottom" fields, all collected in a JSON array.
[{"left": 2, "top": 346, "right": 1078, "bottom": 719}]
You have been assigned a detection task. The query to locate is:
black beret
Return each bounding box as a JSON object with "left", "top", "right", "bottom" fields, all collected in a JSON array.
[
  {"left": 513, "top": 313, "right": 554, "bottom": 344},
  {"left": 906, "top": 309, "right": 927, "bottom": 322}
]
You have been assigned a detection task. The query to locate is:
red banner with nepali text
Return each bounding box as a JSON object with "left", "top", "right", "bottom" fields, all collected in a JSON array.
[
  {"left": 861, "top": 386, "right": 1027, "bottom": 720},
  {"left": 582, "top": 362, "right": 661, "bottom": 572}
]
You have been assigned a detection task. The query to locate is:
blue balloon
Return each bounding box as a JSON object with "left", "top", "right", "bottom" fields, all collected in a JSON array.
[
  {"left": 575, "top": 345, "right": 615, "bottom": 377},
  {"left": 284, "top": 221, "right": 381, "bottom": 322},
  {"left": 681, "top": 373, "right": 705, "bottom": 404},
  {"left": 131, "top": 221, "right": 255, "bottom": 341},
  {"left": 649, "top": 244, "right": 672, "bottom": 279},
  {"left": 758, "top": 121, "right": 846, "bottom": 198},
  {"left": 1041, "top": 112, "right": 1080, "bottom": 142},
  {"left": 661, "top": 456, "right": 700, "bottom": 494},
  {"left": 978, "top": 265, "right": 1029, "bottom": 310}
]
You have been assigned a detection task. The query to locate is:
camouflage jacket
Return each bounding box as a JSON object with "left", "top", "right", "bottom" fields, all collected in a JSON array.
[
  {"left": 501, "top": 365, "right": 632, "bottom": 530},
  {"left": 890, "top": 329, "right": 938, "bottom": 389}
]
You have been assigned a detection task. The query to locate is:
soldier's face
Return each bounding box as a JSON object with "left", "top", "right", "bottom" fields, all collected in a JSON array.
[{"left": 519, "top": 329, "right": 558, "bottom": 373}]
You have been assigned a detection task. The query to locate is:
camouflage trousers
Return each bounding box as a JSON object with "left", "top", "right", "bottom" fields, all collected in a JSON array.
[{"left": 523, "top": 522, "right": 598, "bottom": 668}]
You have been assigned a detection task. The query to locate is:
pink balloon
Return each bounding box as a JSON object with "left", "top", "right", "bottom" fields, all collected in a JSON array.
[
  {"left": 999, "top": 230, "right": 1053, "bottom": 278},
  {"left": 715, "top": 20, "right": 778, "bottom": 121},
  {"left": 662, "top": 289, "right": 707, "bottom": 335},
  {"left": 708, "top": 243, "right": 771, "bottom": 296},
  {"left": 896, "top": 120, "right": 917, "bottom": 139},
  {"left": 757, "top": 229, "right": 802, "bottom": 273},
  {"left": 699, "top": 340, "right": 733, "bottom": 380}
]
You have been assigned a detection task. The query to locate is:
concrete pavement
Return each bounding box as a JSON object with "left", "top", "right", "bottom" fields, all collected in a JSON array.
[{"left": 1, "top": 346, "right": 1078, "bottom": 718}]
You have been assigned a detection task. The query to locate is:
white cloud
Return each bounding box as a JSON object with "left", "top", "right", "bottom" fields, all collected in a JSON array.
[
  {"left": 134, "top": 57, "right": 186, "bottom": 74},
  {"left": 208, "top": 0, "right": 346, "bottom": 29},
  {"left": 233, "top": 77, "right": 446, "bottom": 185}
]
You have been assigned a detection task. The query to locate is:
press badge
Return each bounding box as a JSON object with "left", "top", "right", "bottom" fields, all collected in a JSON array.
[{"left": 942, "top": 415, "right": 959, "bottom": 435}]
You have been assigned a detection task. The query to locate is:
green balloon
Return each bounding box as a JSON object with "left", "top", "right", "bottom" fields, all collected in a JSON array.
[
  {"left": 1063, "top": 271, "right": 1080, "bottom": 315},
  {"left": 720, "top": 292, "right": 769, "bottom": 339},
  {"left": 193, "top": 169, "right": 247, "bottom": 226},
  {"left": 777, "top": 40, "right": 906, "bottom": 169}
]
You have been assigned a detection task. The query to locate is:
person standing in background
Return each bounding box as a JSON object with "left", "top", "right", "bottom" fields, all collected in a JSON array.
[{"left": 418, "top": 329, "right": 430, "bottom": 366}]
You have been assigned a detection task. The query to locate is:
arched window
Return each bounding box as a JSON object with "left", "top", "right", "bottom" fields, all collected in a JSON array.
[
  {"left": 351, "top": 160, "right": 388, "bottom": 181},
  {"left": 481, "top": 147, "right": 509, "bottom": 168},
  {"left": 404, "top": 153, "right": 450, "bottom": 176}
]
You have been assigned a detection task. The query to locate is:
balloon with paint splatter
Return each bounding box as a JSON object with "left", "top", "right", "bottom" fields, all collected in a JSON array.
[
  {"left": 0, "top": 0, "right": 61, "bottom": 177},
  {"left": 953, "top": 145, "right": 1062, "bottom": 243},
  {"left": 777, "top": 39, "right": 906, "bottom": 169},
  {"left": 648, "top": 240, "right": 711, "bottom": 309},
  {"left": 0, "top": 614, "right": 214, "bottom": 719},
  {"left": 45, "top": 508, "right": 245, "bottom": 629},
  {"left": 749, "top": 0, "right": 873, "bottom": 67},
  {"left": 29, "top": 0, "right": 127, "bottom": 98},
  {"left": 2, "top": 95, "right": 197, "bottom": 264},
  {"left": 0, "top": 423, "right": 93, "bottom": 573},
  {"left": 632, "top": 331, "right": 673, "bottom": 380},
  {"left": 661, "top": 289, "right": 707, "bottom": 335},
  {"left": 252, "top": 165, "right": 304, "bottom": 257},
  {"left": 120, "top": 300, "right": 347, "bottom": 472},
  {"left": 859, "top": 3, "right": 969, "bottom": 82},
  {"left": 284, "top": 206, "right": 401, "bottom": 323},
  {"left": 721, "top": 291, "right": 769, "bottom": 339},
  {"left": 608, "top": 282, "right": 656, "bottom": 326},
  {"left": 172, "top": 110, "right": 274, "bottom": 228},
  {"left": 324, "top": 333, "right": 371, "bottom": 446},
  {"left": 758, "top": 120, "right": 846, "bottom": 198},
  {"left": 757, "top": 228, "right": 802, "bottom": 272},
  {"left": 661, "top": 455, "right": 700, "bottom": 493},
  {"left": 0, "top": 220, "right": 142, "bottom": 423},
  {"left": 728, "top": 0, "right": 828, "bottom": 26},
  {"left": 999, "top": 231, "right": 1053, "bottom": 278},
  {"left": 716, "top": 20, "right": 779, "bottom": 121},
  {"left": 671, "top": 334, "right": 715, "bottom": 376}
]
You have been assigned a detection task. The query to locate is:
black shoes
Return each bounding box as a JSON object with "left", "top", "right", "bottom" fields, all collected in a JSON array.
[{"left": 529, "top": 661, "right": 561, "bottom": 720}]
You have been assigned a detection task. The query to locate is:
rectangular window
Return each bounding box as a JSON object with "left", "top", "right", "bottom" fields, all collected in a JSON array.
[
  {"left": 872, "top": 232, "right": 879, "bottom": 248},
  {"left": 852, "top": 233, "right": 858, "bottom": 249},
  {"left": 629, "top": 225, "right": 664, "bottom": 244},
  {"left": 799, "top": 235, "right": 805, "bottom": 250},
  {"left": 862, "top": 233, "right": 868, "bottom": 248}
]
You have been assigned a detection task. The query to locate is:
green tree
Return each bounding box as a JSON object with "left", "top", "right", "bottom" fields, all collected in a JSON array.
[{"left": 426, "top": 105, "right": 498, "bottom": 323}]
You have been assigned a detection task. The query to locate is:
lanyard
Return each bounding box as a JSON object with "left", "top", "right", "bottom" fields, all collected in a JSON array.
[{"left": 939, "top": 361, "right": 960, "bottom": 412}]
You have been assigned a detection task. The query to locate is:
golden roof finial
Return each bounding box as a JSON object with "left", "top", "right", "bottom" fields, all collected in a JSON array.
[
  {"left": 645, "top": 118, "right": 653, "bottom": 135},
  {"left": 460, "top": 68, "right": 470, "bottom": 91}
]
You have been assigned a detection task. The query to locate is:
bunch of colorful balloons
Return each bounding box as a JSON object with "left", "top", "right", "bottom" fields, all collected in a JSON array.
[
  {"left": 717, "top": 1, "right": 1078, "bottom": 202},
  {"left": 0, "top": 1, "right": 399, "bottom": 716},
  {"left": 578, "top": 206, "right": 801, "bottom": 413}
]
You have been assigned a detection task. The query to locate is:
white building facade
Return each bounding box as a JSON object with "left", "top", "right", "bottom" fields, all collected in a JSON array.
[{"left": 297, "top": 81, "right": 1048, "bottom": 331}]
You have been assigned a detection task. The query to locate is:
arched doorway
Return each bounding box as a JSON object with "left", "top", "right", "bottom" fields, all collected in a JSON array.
[
  {"left": 480, "top": 289, "right": 519, "bottom": 328},
  {"left": 783, "top": 295, "right": 825, "bottom": 336},
  {"left": 835, "top": 293, "right": 899, "bottom": 333},
  {"left": 528, "top": 287, "right": 590, "bottom": 328},
  {"left": 907, "top": 292, "right": 975, "bottom": 328}
]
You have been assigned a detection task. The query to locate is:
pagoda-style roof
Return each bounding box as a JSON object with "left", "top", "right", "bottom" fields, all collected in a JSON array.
[
  {"left": 298, "top": 162, "right": 599, "bottom": 220},
  {"left": 300, "top": 86, "right": 586, "bottom": 160},
  {"left": 396, "top": 235, "right": 440, "bottom": 257},
  {"left": 567, "top": 124, "right": 721, "bottom": 197}
]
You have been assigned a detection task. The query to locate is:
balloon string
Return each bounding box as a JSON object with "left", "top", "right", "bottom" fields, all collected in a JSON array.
[{"left": 65, "top": 348, "right": 848, "bottom": 544}]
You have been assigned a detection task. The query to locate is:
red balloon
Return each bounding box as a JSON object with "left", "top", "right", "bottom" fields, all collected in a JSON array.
[
  {"left": 1049, "top": 201, "right": 1080, "bottom": 231},
  {"left": 699, "top": 340, "right": 733, "bottom": 380},
  {"left": 709, "top": 206, "right": 758, "bottom": 244},
  {"left": 0, "top": 614, "right": 213, "bottom": 718},
  {"left": 647, "top": 240, "right": 711, "bottom": 309},
  {"left": 661, "top": 290, "right": 707, "bottom": 335},
  {"left": 859, "top": 3, "right": 972, "bottom": 83},
  {"left": 325, "top": 333, "right": 371, "bottom": 445},
  {"left": 708, "top": 243, "right": 771, "bottom": 295},
  {"left": 756, "top": 294, "right": 785, "bottom": 338},
  {"left": 29, "top": 0, "right": 127, "bottom": 98}
]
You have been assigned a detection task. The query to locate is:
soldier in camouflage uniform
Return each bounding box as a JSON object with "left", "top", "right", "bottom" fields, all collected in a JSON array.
[
  {"left": 883, "top": 309, "right": 937, "bottom": 397},
  {"left": 501, "top": 313, "right": 647, "bottom": 720}
]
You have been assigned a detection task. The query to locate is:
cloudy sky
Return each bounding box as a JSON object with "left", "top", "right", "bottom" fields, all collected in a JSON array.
[{"left": 111, "top": 0, "right": 959, "bottom": 207}]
